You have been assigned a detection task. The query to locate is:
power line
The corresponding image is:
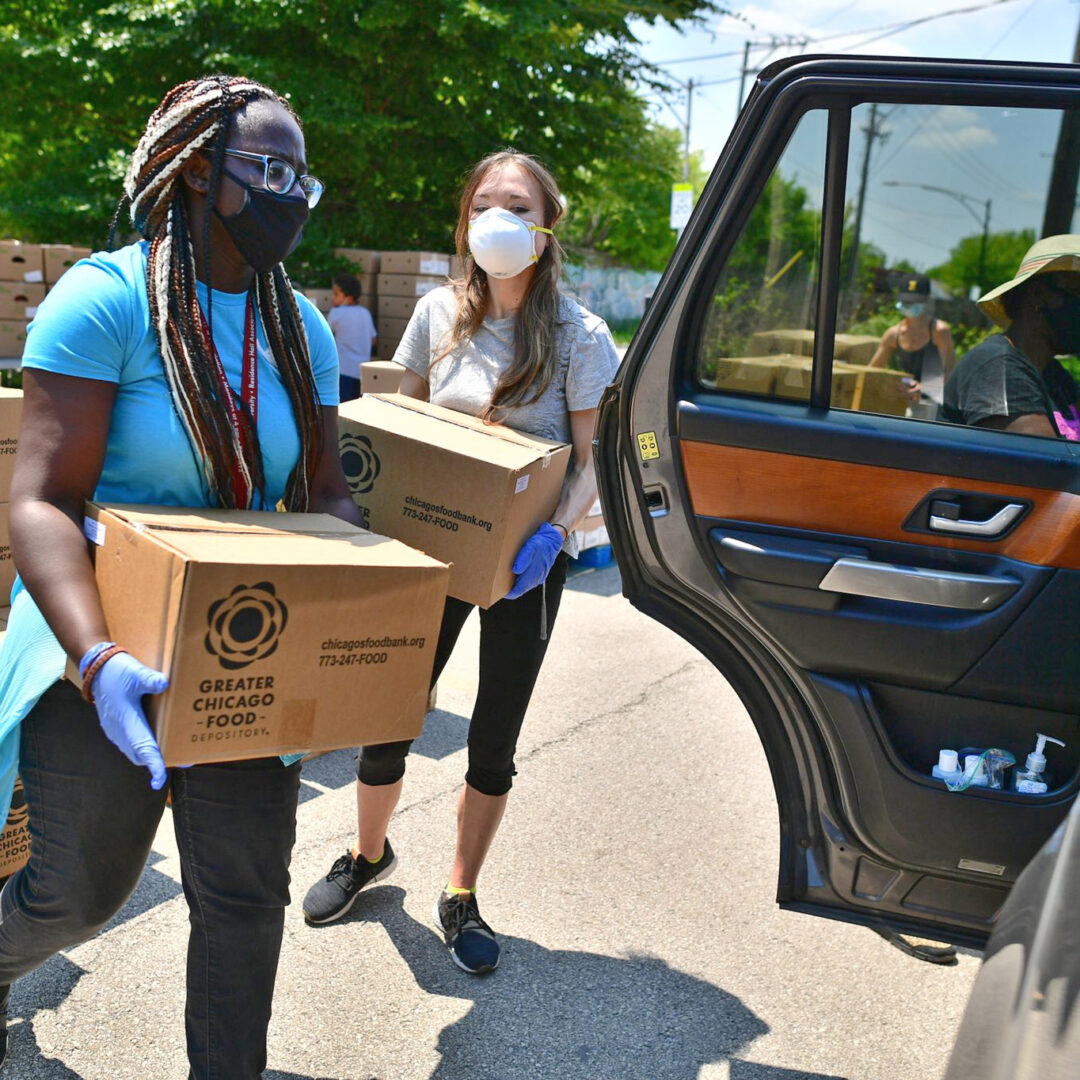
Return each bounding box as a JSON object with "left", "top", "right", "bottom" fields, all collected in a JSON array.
[{"left": 834, "top": 0, "right": 1022, "bottom": 52}]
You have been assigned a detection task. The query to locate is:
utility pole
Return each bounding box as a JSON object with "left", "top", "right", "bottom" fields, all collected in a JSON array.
[
  {"left": 736, "top": 40, "right": 752, "bottom": 122},
  {"left": 683, "top": 79, "right": 694, "bottom": 182},
  {"left": 1041, "top": 15, "right": 1080, "bottom": 236},
  {"left": 847, "top": 103, "right": 889, "bottom": 291}
]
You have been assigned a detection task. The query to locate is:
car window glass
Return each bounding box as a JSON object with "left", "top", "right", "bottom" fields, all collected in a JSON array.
[
  {"left": 695, "top": 110, "right": 827, "bottom": 403},
  {"left": 836, "top": 102, "right": 1080, "bottom": 447}
]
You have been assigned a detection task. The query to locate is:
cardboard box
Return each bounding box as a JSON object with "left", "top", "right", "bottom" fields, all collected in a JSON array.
[
  {"left": 449, "top": 255, "right": 465, "bottom": 278},
  {"left": 41, "top": 244, "right": 92, "bottom": 284},
  {"left": 0, "top": 241, "right": 43, "bottom": 284},
  {"left": 338, "top": 395, "right": 572, "bottom": 607},
  {"left": 0, "top": 504, "right": 12, "bottom": 604},
  {"left": 335, "top": 248, "right": 381, "bottom": 274},
  {"left": 841, "top": 362, "right": 910, "bottom": 416},
  {"left": 378, "top": 294, "right": 424, "bottom": 321},
  {"left": 0, "top": 776, "right": 31, "bottom": 880},
  {"left": 0, "top": 389, "right": 22, "bottom": 498},
  {"left": 747, "top": 328, "right": 815, "bottom": 357},
  {"left": 356, "top": 273, "right": 378, "bottom": 301},
  {"left": 378, "top": 273, "right": 446, "bottom": 298},
  {"left": 0, "top": 282, "right": 46, "bottom": 320},
  {"left": 76, "top": 504, "right": 450, "bottom": 765},
  {"left": 303, "top": 288, "right": 334, "bottom": 314},
  {"left": 704, "top": 356, "right": 779, "bottom": 395},
  {"left": 377, "top": 315, "right": 410, "bottom": 340},
  {"left": 576, "top": 499, "right": 608, "bottom": 551},
  {"left": 360, "top": 361, "right": 406, "bottom": 395},
  {"left": 0, "top": 321, "right": 28, "bottom": 359},
  {"left": 834, "top": 333, "right": 881, "bottom": 365},
  {"left": 380, "top": 251, "right": 452, "bottom": 277},
  {"left": 772, "top": 355, "right": 858, "bottom": 408},
  {"left": 0, "top": 606, "right": 9, "bottom": 630}
]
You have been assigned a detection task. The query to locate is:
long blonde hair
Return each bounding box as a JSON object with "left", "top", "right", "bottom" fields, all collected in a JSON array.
[{"left": 440, "top": 149, "right": 565, "bottom": 422}]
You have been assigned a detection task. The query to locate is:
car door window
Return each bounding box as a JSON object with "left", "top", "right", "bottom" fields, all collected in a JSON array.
[
  {"left": 836, "top": 102, "right": 1080, "bottom": 441},
  {"left": 695, "top": 109, "right": 827, "bottom": 404}
]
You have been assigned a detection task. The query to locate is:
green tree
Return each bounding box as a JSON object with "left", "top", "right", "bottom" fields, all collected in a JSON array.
[
  {"left": 929, "top": 228, "right": 1035, "bottom": 297},
  {"left": 0, "top": 0, "right": 718, "bottom": 283}
]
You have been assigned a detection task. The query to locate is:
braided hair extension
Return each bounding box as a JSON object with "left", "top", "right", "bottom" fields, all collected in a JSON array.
[{"left": 111, "top": 75, "right": 323, "bottom": 511}]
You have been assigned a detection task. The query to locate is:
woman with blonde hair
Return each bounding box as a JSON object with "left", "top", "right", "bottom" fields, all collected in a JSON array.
[{"left": 304, "top": 149, "right": 619, "bottom": 974}]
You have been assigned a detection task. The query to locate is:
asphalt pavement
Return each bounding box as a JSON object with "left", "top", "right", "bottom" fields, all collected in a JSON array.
[{"left": 3, "top": 560, "right": 979, "bottom": 1079}]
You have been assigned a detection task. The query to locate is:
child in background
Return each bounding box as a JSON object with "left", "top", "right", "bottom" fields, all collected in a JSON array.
[{"left": 328, "top": 272, "right": 377, "bottom": 401}]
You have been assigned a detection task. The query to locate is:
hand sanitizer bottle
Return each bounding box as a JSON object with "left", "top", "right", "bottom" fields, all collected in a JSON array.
[
  {"left": 932, "top": 749, "right": 963, "bottom": 785},
  {"left": 1013, "top": 733, "right": 1065, "bottom": 795}
]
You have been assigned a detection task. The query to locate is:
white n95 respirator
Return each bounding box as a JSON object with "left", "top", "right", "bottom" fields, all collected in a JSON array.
[{"left": 467, "top": 207, "right": 553, "bottom": 279}]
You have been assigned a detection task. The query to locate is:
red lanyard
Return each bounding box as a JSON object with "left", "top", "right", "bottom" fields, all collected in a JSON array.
[{"left": 198, "top": 296, "right": 259, "bottom": 507}]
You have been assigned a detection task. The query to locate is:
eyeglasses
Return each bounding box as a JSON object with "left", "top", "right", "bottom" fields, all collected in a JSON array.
[{"left": 222, "top": 148, "right": 324, "bottom": 209}]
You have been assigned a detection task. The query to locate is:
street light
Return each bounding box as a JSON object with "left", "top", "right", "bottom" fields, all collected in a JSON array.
[{"left": 882, "top": 181, "right": 992, "bottom": 296}]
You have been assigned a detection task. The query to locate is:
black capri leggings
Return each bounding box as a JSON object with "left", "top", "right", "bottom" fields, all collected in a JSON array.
[{"left": 357, "top": 552, "right": 569, "bottom": 797}]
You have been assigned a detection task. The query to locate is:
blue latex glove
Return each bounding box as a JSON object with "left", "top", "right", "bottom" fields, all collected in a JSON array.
[
  {"left": 87, "top": 650, "right": 170, "bottom": 790},
  {"left": 506, "top": 522, "right": 564, "bottom": 600}
]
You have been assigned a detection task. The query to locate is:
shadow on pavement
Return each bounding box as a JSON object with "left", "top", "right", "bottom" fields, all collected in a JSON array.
[
  {"left": 565, "top": 563, "right": 622, "bottom": 598},
  {"left": 356, "top": 885, "right": 769, "bottom": 1080},
  {"left": 730, "top": 1062, "right": 847, "bottom": 1079},
  {"left": 4, "top": 954, "right": 88, "bottom": 1079}
]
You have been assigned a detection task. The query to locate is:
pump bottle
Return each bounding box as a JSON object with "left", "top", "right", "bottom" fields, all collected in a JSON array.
[{"left": 1013, "top": 733, "right": 1065, "bottom": 795}]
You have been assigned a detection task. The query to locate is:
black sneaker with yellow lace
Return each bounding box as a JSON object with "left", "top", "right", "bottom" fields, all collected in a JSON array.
[
  {"left": 303, "top": 841, "right": 397, "bottom": 925},
  {"left": 433, "top": 889, "right": 500, "bottom": 974}
]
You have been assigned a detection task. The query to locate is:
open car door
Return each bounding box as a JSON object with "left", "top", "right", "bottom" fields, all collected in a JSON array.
[{"left": 596, "top": 56, "right": 1080, "bottom": 949}]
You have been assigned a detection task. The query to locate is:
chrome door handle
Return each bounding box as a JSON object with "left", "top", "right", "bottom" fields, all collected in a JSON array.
[
  {"left": 819, "top": 558, "right": 1020, "bottom": 610},
  {"left": 929, "top": 502, "right": 1025, "bottom": 537}
]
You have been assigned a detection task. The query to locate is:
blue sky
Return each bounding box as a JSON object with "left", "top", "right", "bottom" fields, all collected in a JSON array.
[
  {"left": 631, "top": 0, "right": 1079, "bottom": 167},
  {"left": 630, "top": 0, "right": 1080, "bottom": 272}
]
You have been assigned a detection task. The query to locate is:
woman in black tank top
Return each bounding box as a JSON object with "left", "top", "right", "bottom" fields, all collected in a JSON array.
[{"left": 869, "top": 273, "right": 956, "bottom": 412}]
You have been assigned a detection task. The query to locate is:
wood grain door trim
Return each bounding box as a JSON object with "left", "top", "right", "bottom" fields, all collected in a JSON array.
[{"left": 682, "top": 441, "right": 1080, "bottom": 569}]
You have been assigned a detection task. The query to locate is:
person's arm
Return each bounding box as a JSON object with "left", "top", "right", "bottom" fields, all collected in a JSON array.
[
  {"left": 868, "top": 326, "right": 898, "bottom": 369},
  {"left": 548, "top": 408, "right": 599, "bottom": 537},
  {"left": 935, "top": 320, "right": 957, "bottom": 378},
  {"left": 398, "top": 368, "right": 429, "bottom": 401},
  {"left": 306, "top": 404, "right": 366, "bottom": 526},
  {"left": 10, "top": 369, "right": 117, "bottom": 663}
]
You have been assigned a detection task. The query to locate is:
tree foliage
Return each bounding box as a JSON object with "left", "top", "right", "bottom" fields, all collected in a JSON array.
[
  {"left": 928, "top": 228, "right": 1035, "bottom": 298},
  {"left": 0, "top": 0, "right": 717, "bottom": 281}
]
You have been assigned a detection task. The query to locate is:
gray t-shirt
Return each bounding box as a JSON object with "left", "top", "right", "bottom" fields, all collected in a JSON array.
[{"left": 393, "top": 285, "right": 619, "bottom": 554}]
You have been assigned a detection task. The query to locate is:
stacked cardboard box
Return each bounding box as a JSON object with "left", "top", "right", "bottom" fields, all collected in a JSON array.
[
  {"left": 0, "top": 240, "right": 91, "bottom": 359},
  {"left": 374, "top": 252, "right": 453, "bottom": 359},
  {"left": 335, "top": 247, "right": 380, "bottom": 316},
  {"left": 576, "top": 499, "right": 608, "bottom": 552}
]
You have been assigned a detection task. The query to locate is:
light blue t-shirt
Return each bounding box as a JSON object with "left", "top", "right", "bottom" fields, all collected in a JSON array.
[{"left": 0, "top": 242, "right": 339, "bottom": 812}]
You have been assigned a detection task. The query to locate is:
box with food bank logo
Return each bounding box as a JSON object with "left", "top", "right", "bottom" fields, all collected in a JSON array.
[
  {"left": 74, "top": 503, "right": 450, "bottom": 766},
  {"left": 0, "top": 776, "right": 31, "bottom": 879},
  {"left": 338, "top": 394, "right": 572, "bottom": 608}
]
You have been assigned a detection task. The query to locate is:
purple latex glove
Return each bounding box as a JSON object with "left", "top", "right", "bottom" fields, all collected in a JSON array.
[
  {"left": 85, "top": 648, "right": 170, "bottom": 790},
  {"left": 506, "top": 522, "right": 564, "bottom": 600}
]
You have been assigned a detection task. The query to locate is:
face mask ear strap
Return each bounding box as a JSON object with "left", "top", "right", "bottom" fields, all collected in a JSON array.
[{"left": 530, "top": 225, "right": 554, "bottom": 236}]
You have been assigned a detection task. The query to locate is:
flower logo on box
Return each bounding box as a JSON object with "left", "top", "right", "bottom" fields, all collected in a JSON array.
[
  {"left": 339, "top": 433, "right": 380, "bottom": 495},
  {"left": 204, "top": 582, "right": 289, "bottom": 670},
  {"left": 5, "top": 780, "right": 27, "bottom": 832}
]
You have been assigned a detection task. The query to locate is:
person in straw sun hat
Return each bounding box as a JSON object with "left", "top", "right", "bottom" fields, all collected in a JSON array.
[{"left": 942, "top": 234, "right": 1080, "bottom": 440}]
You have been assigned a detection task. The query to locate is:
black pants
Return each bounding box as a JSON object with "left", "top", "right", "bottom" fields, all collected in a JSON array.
[
  {"left": 358, "top": 553, "right": 569, "bottom": 796},
  {"left": 0, "top": 680, "right": 301, "bottom": 1080}
]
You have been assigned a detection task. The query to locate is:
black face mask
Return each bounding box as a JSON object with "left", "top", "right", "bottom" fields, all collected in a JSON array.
[
  {"left": 214, "top": 168, "right": 309, "bottom": 274},
  {"left": 1043, "top": 289, "right": 1080, "bottom": 355}
]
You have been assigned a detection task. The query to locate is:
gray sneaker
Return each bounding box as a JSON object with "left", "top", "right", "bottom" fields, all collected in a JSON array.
[{"left": 303, "top": 841, "right": 397, "bottom": 925}]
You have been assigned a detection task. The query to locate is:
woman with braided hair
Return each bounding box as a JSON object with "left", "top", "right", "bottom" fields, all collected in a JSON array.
[{"left": 0, "top": 75, "right": 360, "bottom": 1075}]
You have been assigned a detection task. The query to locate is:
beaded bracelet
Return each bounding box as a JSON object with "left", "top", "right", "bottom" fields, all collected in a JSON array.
[
  {"left": 78, "top": 640, "right": 117, "bottom": 681},
  {"left": 81, "top": 645, "right": 128, "bottom": 704}
]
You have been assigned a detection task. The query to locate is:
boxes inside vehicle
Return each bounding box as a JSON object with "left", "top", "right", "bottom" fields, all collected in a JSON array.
[
  {"left": 360, "top": 361, "right": 406, "bottom": 396},
  {"left": 0, "top": 241, "right": 43, "bottom": 284},
  {"left": 338, "top": 394, "right": 572, "bottom": 608},
  {"left": 74, "top": 503, "right": 450, "bottom": 765}
]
